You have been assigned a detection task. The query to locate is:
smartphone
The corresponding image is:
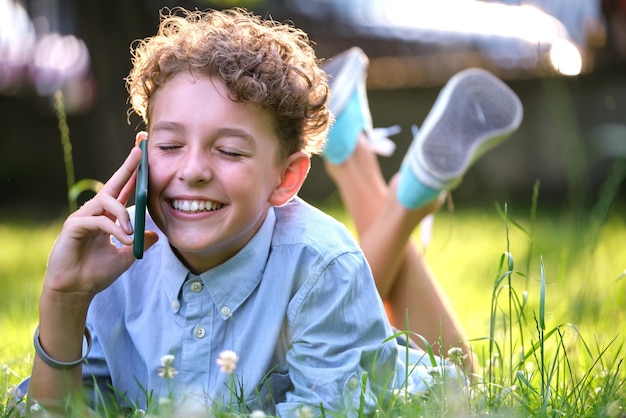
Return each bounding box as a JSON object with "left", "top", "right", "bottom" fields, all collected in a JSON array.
[{"left": 133, "top": 139, "right": 148, "bottom": 259}]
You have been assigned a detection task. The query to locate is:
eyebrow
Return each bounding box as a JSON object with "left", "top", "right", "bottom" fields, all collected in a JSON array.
[
  {"left": 151, "top": 122, "right": 256, "bottom": 144},
  {"left": 151, "top": 121, "right": 183, "bottom": 133},
  {"left": 215, "top": 128, "right": 255, "bottom": 143}
]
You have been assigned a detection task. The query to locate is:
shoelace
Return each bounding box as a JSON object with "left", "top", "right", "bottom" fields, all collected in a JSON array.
[{"left": 367, "top": 125, "right": 401, "bottom": 156}]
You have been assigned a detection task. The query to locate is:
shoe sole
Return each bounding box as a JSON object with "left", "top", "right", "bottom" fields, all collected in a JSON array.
[
  {"left": 409, "top": 68, "right": 523, "bottom": 190},
  {"left": 323, "top": 47, "right": 369, "bottom": 117}
]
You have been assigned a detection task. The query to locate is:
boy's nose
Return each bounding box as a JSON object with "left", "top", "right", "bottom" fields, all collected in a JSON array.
[{"left": 178, "top": 150, "right": 213, "bottom": 184}]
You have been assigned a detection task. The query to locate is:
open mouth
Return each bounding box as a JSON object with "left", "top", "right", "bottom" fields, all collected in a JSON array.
[{"left": 171, "top": 199, "right": 224, "bottom": 214}]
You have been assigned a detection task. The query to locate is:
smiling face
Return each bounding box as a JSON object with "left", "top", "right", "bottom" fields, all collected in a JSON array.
[{"left": 146, "top": 72, "right": 294, "bottom": 273}]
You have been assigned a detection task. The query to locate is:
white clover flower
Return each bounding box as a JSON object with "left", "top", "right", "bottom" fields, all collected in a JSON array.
[
  {"left": 157, "top": 354, "right": 178, "bottom": 379},
  {"left": 392, "top": 384, "right": 416, "bottom": 403},
  {"left": 29, "top": 402, "right": 42, "bottom": 414},
  {"left": 158, "top": 397, "right": 172, "bottom": 406},
  {"left": 216, "top": 349, "right": 239, "bottom": 374},
  {"left": 427, "top": 366, "right": 441, "bottom": 377},
  {"left": 295, "top": 405, "right": 314, "bottom": 418},
  {"left": 446, "top": 347, "right": 467, "bottom": 366},
  {"left": 250, "top": 410, "right": 267, "bottom": 418}
]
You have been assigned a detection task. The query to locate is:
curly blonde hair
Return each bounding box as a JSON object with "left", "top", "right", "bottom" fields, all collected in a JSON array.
[{"left": 126, "top": 7, "right": 329, "bottom": 158}]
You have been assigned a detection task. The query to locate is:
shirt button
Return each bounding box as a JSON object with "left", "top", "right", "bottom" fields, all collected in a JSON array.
[
  {"left": 171, "top": 300, "right": 180, "bottom": 311},
  {"left": 193, "top": 326, "right": 206, "bottom": 339},
  {"left": 220, "top": 306, "right": 231, "bottom": 316},
  {"left": 190, "top": 281, "right": 203, "bottom": 293},
  {"left": 348, "top": 377, "right": 359, "bottom": 390}
]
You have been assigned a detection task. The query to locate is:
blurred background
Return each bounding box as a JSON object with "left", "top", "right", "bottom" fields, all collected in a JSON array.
[{"left": 1, "top": 0, "right": 625, "bottom": 219}]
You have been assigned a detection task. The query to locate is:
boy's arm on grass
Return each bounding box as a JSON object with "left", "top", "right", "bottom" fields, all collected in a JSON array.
[
  {"left": 28, "top": 145, "right": 157, "bottom": 413},
  {"left": 28, "top": 289, "right": 92, "bottom": 414}
]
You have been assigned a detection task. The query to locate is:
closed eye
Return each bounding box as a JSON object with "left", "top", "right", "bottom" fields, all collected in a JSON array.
[
  {"left": 218, "top": 149, "right": 244, "bottom": 158},
  {"left": 158, "top": 145, "right": 182, "bottom": 152}
]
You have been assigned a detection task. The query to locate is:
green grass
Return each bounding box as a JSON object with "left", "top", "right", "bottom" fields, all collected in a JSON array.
[
  {"left": 1, "top": 200, "right": 625, "bottom": 416},
  {"left": 0, "top": 220, "right": 58, "bottom": 372}
]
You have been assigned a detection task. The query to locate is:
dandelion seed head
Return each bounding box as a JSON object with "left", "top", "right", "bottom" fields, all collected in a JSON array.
[{"left": 250, "top": 410, "right": 267, "bottom": 418}]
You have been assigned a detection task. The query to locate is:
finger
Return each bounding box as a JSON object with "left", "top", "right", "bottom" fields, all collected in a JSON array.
[
  {"left": 65, "top": 215, "right": 134, "bottom": 247},
  {"left": 118, "top": 168, "right": 138, "bottom": 207},
  {"left": 98, "top": 147, "right": 142, "bottom": 199},
  {"left": 74, "top": 193, "right": 133, "bottom": 235}
]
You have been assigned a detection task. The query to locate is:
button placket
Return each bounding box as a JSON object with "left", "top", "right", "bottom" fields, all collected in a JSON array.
[{"left": 179, "top": 275, "right": 213, "bottom": 381}]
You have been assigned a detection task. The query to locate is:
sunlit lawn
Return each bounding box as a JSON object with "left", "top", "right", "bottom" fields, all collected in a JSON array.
[
  {"left": 324, "top": 198, "right": 626, "bottom": 341},
  {"left": 1, "top": 198, "right": 625, "bottom": 414}
]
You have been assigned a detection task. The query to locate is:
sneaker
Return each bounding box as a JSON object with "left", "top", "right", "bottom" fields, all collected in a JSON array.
[
  {"left": 322, "top": 47, "right": 397, "bottom": 163},
  {"left": 397, "top": 68, "right": 523, "bottom": 209}
]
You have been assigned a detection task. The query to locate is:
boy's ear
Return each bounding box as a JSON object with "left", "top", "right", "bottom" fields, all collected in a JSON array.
[
  {"left": 269, "top": 152, "right": 310, "bottom": 207},
  {"left": 135, "top": 131, "right": 148, "bottom": 146}
]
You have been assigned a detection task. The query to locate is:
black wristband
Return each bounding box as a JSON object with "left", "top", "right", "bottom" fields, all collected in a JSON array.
[{"left": 33, "top": 325, "right": 92, "bottom": 370}]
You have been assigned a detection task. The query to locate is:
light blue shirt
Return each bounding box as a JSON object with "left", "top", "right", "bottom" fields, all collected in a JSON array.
[{"left": 84, "top": 198, "right": 445, "bottom": 417}]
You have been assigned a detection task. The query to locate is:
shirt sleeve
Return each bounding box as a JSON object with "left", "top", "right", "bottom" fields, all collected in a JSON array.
[{"left": 275, "top": 250, "right": 399, "bottom": 417}]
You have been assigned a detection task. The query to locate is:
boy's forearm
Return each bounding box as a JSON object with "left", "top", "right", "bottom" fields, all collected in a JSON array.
[{"left": 28, "top": 287, "right": 92, "bottom": 412}]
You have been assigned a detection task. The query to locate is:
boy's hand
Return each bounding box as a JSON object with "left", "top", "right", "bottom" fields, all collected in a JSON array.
[{"left": 43, "top": 146, "right": 158, "bottom": 300}]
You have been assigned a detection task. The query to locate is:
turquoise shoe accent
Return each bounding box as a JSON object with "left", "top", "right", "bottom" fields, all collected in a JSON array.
[
  {"left": 321, "top": 47, "right": 401, "bottom": 164},
  {"left": 324, "top": 83, "right": 367, "bottom": 164},
  {"left": 397, "top": 161, "right": 440, "bottom": 209}
]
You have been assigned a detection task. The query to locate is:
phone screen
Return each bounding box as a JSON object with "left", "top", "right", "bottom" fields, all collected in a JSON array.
[{"left": 133, "top": 139, "right": 148, "bottom": 259}]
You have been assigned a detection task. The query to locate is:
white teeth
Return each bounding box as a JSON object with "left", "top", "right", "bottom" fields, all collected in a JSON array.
[{"left": 172, "top": 200, "right": 222, "bottom": 213}]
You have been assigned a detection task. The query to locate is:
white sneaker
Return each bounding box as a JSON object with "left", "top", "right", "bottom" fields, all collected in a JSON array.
[
  {"left": 405, "top": 68, "right": 523, "bottom": 192},
  {"left": 322, "top": 47, "right": 397, "bottom": 163}
]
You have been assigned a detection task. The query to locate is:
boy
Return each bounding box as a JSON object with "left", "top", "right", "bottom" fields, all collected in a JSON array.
[
  {"left": 28, "top": 7, "right": 454, "bottom": 417},
  {"left": 28, "top": 3, "right": 525, "bottom": 415}
]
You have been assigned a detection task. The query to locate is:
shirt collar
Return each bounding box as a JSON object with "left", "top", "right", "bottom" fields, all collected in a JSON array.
[
  {"left": 162, "top": 207, "right": 277, "bottom": 317},
  {"left": 159, "top": 237, "right": 192, "bottom": 307}
]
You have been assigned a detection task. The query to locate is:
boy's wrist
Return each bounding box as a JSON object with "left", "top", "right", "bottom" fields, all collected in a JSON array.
[
  {"left": 38, "top": 286, "right": 92, "bottom": 339},
  {"left": 34, "top": 325, "right": 92, "bottom": 369}
]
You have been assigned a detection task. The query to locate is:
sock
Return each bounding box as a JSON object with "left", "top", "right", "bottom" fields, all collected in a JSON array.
[{"left": 396, "top": 161, "right": 441, "bottom": 209}]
